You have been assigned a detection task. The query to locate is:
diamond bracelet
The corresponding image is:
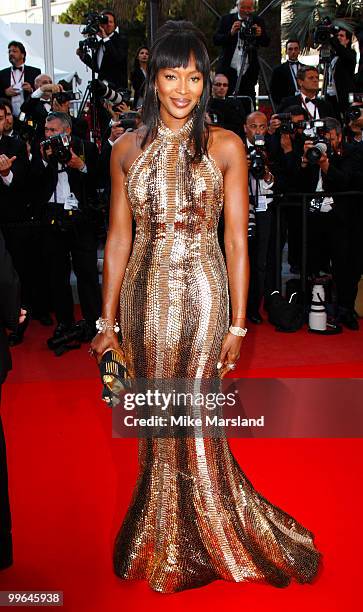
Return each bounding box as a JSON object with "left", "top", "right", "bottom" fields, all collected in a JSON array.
[
  {"left": 96, "top": 317, "right": 120, "bottom": 334},
  {"left": 229, "top": 325, "right": 248, "bottom": 337}
]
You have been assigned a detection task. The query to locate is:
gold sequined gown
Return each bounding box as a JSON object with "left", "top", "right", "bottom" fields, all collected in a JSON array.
[{"left": 114, "top": 119, "right": 320, "bottom": 593}]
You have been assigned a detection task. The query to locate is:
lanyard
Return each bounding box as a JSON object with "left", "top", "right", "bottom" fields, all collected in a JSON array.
[
  {"left": 11, "top": 68, "right": 24, "bottom": 87},
  {"left": 288, "top": 62, "right": 299, "bottom": 92},
  {"left": 301, "top": 95, "right": 317, "bottom": 120}
]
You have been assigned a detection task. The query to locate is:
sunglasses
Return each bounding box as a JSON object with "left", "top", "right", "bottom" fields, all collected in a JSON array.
[{"left": 214, "top": 82, "right": 228, "bottom": 87}]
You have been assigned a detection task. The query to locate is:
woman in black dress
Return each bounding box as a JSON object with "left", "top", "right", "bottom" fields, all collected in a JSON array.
[{"left": 130, "top": 46, "right": 149, "bottom": 109}]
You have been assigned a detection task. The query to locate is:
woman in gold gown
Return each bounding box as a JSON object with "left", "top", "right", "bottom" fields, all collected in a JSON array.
[{"left": 91, "top": 21, "right": 320, "bottom": 594}]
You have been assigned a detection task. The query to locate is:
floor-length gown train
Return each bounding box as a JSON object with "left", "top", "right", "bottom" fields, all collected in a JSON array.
[{"left": 113, "top": 119, "right": 320, "bottom": 593}]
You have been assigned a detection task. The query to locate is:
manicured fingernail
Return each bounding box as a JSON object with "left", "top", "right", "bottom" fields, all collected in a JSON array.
[{"left": 217, "top": 362, "right": 222, "bottom": 369}]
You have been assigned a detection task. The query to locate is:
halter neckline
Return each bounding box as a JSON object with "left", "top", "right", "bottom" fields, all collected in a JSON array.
[{"left": 157, "top": 116, "right": 194, "bottom": 140}]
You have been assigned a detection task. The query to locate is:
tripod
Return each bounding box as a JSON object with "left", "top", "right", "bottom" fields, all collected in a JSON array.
[
  {"left": 77, "top": 38, "right": 101, "bottom": 143},
  {"left": 319, "top": 43, "right": 334, "bottom": 99},
  {"left": 231, "top": 20, "right": 276, "bottom": 114}
]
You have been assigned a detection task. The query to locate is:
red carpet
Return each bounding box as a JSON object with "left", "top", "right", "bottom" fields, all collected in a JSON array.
[{"left": 0, "top": 317, "right": 362, "bottom": 611}]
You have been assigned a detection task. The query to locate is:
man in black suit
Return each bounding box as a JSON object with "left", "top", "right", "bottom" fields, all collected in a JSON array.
[
  {"left": 213, "top": 0, "right": 270, "bottom": 103},
  {"left": 278, "top": 65, "right": 336, "bottom": 119},
  {"left": 207, "top": 73, "right": 245, "bottom": 135},
  {"left": 76, "top": 10, "right": 128, "bottom": 89},
  {"left": 0, "top": 102, "right": 32, "bottom": 345},
  {"left": 0, "top": 229, "right": 22, "bottom": 569},
  {"left": 270, "top": 40, "right": 305, "bottom": 106},
  {"left": 325, "top": 28, "right": 357, "bottom": 117},
  {"left": 31, "top": 112, "right": 102, "bottom": 342},
  {"left": 0, "top": 41, "right": 40, "bottom": 118},
  {"left": 300, "top": 117, "right": 363, "bottom": 329}
]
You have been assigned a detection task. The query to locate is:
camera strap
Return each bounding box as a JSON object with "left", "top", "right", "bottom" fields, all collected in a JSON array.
[
  {"left": 301, "top": 95, "right": 318, "bottom": 120},
  {"left": 288, "top": 62, "right": 299, "bottom": 93}
]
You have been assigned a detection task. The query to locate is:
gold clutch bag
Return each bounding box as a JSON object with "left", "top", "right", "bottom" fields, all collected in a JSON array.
[{"left": 99, "top": 348, "right": 131, "bottom": 404}]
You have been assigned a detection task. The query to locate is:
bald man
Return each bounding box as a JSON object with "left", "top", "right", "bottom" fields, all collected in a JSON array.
[{"left": 244, "top": 111, "right": 276, "bottom": 323}]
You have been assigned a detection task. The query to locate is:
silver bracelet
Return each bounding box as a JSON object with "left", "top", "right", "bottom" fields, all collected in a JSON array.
[
  {"left": 229, "top": 325, "right": 248, "bottom": 337},
  {"left": 96, "top": 317, "right": 120, "bottom": 334}
]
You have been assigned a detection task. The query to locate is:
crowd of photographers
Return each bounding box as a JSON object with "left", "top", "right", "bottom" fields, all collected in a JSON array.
[{"left": 0, "top": 4, "right": 363, "bottom": 357}]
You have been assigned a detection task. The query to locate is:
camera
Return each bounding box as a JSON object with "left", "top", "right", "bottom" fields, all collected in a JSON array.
[
  {"left": 53, "top": 90, "right": 81, "bottom": 105},
  {"left": 109, "top": 112, "right": 139, "bottom": 131},
  {"left": 302, "top": 120, "right": 330, "bottom": 164},
  {"left": 345, "top": 105, "right": 363, "bottom": 123},
  {"left": 16, "top": 112, "right": 35, "bottom": 143},
  {"left": 313, "top": 17, "right": 340, "bottom": 47},
  {"left": 81, "top": 12, "right": 108, "bottom": 37},
  {"left": 345, "top": 93, "right": 363, "bottom": 124},
  {"left": 248, "top": 135, "right": 266, "bottom": 180},
  {"left": 40, "top": 133, "right": 72, "bottom": 165},
  {"left": 239, "top": 16, "right": 256, "bottom": 42},
  {"left": 95, "top": 80, "right": 131, "bottom": 107},
  {"left": 276, "top": 112, "right": 294, "bottom": 134},
  {"left": 276, "top": 114, "right": 305, "bottom": 134}
]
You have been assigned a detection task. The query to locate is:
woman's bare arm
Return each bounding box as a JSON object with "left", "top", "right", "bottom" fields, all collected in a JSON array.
[
  {"left": 214, "top": 130, "right": 249, "bottom": 376},
  {"left": 91, "top": 132, "right": 135, "bottom": 358},
  {"left": 223, "top": 132, "right": 249, "bottom": 326}
]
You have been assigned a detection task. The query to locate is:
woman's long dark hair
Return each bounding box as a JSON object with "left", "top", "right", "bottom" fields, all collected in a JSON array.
[
  {"left": 133, "top": 46, "right": 149, "bottom": 72},
  {"left": 141, "top": 20, "right": 210, "bottom": 162}
]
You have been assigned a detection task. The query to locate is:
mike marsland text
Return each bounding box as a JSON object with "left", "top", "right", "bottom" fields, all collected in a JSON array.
[{"left": 122, "top": 415, "right": 265, "bottom": 427}]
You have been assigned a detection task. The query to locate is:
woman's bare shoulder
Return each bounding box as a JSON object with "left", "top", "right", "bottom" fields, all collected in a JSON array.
[
  {"left": 207, "top": 125, "right": 246, "bottom": 172},
  {"left": 111, "top": 126, "right": 149, "bottom": 172}
]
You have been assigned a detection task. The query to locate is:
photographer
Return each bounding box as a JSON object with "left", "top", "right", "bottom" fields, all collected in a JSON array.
[
  {"left": 99, "top": 107, "right": 140, "bottom": 209},
  {"left": 207, "top": 73, "right": 245, "bottom": 135},
  {"left": 345, "top": 100, "right": 363, "bottom": 146},
  {"left": 243, "top": 111, "right": 275, "bottom": 323},
  {"left": 213, "top": 0, "right": 270, "bottom": 103},
  {"left": 20, "top": 74, "right": 60, "bottom": 140},
  {"left": 266, "top": 105, "right": 310, "bottom": 277},
  {"left": 325, "top": 28, "right": 356, "bottom": 116},
  {"left": 301, "top": 117, "right": 363, "bottom": 329},
  {"left": 0, "top": 101, "right": 32, "bottom": 344},
  {"left": 31, "top": 112, "right": 102, "bottom": 342},
  {"left": 76, "top": 10, "right": 128, "bottom": 90},
  {"left": 279, "top": 66, "right": 336, "bottom": 120}
]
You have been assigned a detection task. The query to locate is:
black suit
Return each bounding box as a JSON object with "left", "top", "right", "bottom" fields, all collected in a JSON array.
[
  {"left": 299, "top": 145, "right": 363, "bottom": 311},
  {"left": 327, "top": 38, "right": 356, "bottom": 113},
  {"left": 0, "top": 135, "right": 29, "bottom": 221},
  {"left": 0, "top": 65, "right": 41, "bottom": 109},
  {"left": 130, "top": 66, "right": 146, "bottom": 109},
  {"left": 0, "top": 135, "right": 34, "bottom": 312},
  {"left": 278, "top": 93, "right": 336, "bottom": 119},
  {"left": 20, "top": 97, "right": 88, "bottom": 141},
  {"left": 213, "top": 12, "right": 270, "bottom": 100},
  {"left": 30, "top": 137, "right": 102, "bottom": 326},
  {"left": 207, "top": 97, "right": 245, "bottom": 135},
  {"left": 270, "top": 61, "right": 305, "bottom": 106},
  {"left": 0, "top": 228, "right": 20, "bottom": 569},
  {"left": 80, "top": 31, "right": 128, "bottom": 89}
]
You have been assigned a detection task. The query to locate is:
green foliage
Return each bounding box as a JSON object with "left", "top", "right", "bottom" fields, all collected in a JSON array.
[
  {"left": 59, "top": 0, "right": 113, "bottom": 24},
  {"left": 283, "top": 0, "right": 362, "bottom": 49}
]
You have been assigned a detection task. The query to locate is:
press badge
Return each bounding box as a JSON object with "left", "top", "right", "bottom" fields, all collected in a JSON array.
[{"left": 64, "top": 193, "right": 79, "bottom": 210}]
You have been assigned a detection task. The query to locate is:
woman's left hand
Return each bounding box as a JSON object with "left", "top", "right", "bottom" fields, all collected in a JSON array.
[{"left": 217, "top": 332, "right": 244, "bottom": 379}]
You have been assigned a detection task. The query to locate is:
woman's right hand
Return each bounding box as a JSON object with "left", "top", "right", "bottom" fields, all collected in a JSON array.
[{"left": 90, "top": 330, "right": 124, "bottom": 364}]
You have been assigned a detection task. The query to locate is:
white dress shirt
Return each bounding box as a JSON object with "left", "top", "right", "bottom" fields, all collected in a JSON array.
[
  {"left": 10, "top": 64, "right": 25, "bottom": 117},
  {"left": 300, "top": 92, "right": 320, "bottom": 119}
]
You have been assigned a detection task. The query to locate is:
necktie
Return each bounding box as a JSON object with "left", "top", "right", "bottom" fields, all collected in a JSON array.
[{"left": 304, "top": 97, "right": 316, "bottom": 104}]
